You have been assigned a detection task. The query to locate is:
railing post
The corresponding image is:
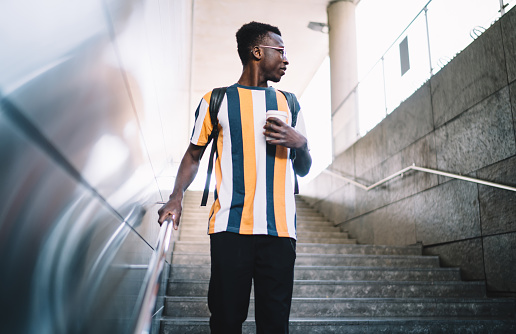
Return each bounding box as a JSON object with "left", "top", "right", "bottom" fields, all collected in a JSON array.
[
  {"left": 381, "top": 56, "right": 388, "bottom": 115},
  {"left": 499, "top": 0, "right": 506, "bottom": 16},
  {"left": 424, "top": 6, "right": 433, "bottom": 77},
  {"left": 354, "top": 85, "right": 360, "bottom": 138}
]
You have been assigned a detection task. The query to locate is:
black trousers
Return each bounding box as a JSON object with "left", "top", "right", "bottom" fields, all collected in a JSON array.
[{"left": 208, "top": 232, "right": 296, "bottom": 334}]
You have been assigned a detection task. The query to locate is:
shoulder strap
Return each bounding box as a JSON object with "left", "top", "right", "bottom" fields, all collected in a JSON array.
[
  {"left": 209, "top": 87, "right": 226, "bottom": 135},
  {"left": 201, "top": 87, "right": 227, "bottom": 206},
  {"left": 279, "top": 90, "right": 300, "bottom": 195},
  {"left": 279, "top": 90, "right": 299, "bottom": 127}
]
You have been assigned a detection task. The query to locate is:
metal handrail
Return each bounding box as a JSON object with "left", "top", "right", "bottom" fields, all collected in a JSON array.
[
  {"left": 133, "top": 216, "right": 174, "bottom": 334},
  {"left": 323, "top": 164, "right": 516, "bottom": 192}
]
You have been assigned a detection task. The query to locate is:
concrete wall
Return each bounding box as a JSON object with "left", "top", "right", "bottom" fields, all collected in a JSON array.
[{"left": 301, "top": 7, "right": 516, "bottom": 294}]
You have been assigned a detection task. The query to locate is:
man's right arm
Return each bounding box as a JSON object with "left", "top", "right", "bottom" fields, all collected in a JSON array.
[{"left": 157, "top": 143, "right": 206, "bottom": 229}]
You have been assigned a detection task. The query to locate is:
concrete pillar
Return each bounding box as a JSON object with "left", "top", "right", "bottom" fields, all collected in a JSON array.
[{"left": 328, "top": 0, "right": 359, "bottom": 157}]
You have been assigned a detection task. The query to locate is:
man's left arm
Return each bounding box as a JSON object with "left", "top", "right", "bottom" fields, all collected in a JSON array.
[{"left": 292, "top": 141, "right": 312, "bottom": 177}]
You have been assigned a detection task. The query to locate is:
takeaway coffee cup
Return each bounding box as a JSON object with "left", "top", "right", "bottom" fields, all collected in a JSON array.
[{"left": 265, "top": 110, "right": 288, "bottom": 141}]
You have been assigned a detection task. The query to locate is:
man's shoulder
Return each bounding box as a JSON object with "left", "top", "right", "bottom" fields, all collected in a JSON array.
[
  {"left": 201, "top": 86, "right": 232, "bottom": 102},
  {"left": 277, "top": 89, "right": 298, "bottom": 100},
  {"left": 202, "top": 91, "right": 212, "bottom": 102},
  {"left": 277, "top": 90, "right": 300, "bottom": 109}
]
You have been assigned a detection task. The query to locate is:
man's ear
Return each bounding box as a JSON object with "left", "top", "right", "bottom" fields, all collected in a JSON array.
[{"left": 252, "top": 46, "right": 262, "bottom": 61}]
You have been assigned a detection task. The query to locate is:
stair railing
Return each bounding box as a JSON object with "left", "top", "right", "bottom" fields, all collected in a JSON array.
[
  {"left": 133, "top": 214, "right": 174, "bottom": 334},
  {"left": 323, "top": 164, "right": 516, "bottom": 192}
]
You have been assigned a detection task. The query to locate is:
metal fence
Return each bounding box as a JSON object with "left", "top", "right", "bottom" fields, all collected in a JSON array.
[{"left": 355, "top": 0, "right": 516, "bottom": 136}]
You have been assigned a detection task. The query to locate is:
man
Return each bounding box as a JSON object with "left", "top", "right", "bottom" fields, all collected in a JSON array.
[{"left": 158, "top": 21, "right": 312, "bottom": 333}]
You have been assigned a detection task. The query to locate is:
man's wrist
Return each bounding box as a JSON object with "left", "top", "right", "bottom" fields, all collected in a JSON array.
[
  {"left": 295, "top": 138, "right": 309, "bottom": 151},
  {"left": 169, "top": 190, "right": 184, "bottom": 202}
]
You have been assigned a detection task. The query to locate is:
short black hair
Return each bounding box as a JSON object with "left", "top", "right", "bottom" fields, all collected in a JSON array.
[{"left": 236, "top": 21, "right": 281, "bottom": 66}]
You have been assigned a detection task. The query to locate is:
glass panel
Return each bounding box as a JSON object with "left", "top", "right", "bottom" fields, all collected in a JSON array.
[
  {"left": 0, "top": 0, "right": 159, "bottom": 217},
  {"left": 355, "top": 0, "right": 505, "bottom": 139},
  {"left": 0, "top": 109, "right": 155, "bottom": 333},
  {"left": 426, "top": 0, "right": 500, "bottom": 75},
  {"left": 358, "top": 61, "right": 386, "bottom": 135},
  {"left": 383, "top": 13, "right": 431, "bottom": 114}
]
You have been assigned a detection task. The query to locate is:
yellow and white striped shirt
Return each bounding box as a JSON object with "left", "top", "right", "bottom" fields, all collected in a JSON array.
[{"left": 190, "top": 83, "right": 306, "bottom": 239}]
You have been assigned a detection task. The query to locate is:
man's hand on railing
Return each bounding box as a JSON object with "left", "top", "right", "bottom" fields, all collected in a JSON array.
[{"left": 158, "top": 194, "right": 183, "bottom": 230}]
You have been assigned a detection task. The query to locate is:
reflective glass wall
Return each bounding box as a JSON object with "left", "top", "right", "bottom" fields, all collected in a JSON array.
[{"left": 0, "top": 0, "right": 191, "bottom": 333}]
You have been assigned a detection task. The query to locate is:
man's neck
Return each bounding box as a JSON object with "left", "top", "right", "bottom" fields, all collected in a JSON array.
[{"left": 237, "top": 66, "right": 268, "bottom": 87}]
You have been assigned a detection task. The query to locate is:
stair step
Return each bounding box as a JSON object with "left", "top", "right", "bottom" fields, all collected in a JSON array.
[
  {"left": 167, "top": 280, "right": 486, "bottom": 298},
  {"left": 294, "top": 266, "right": 462, "bottom": 281},
  {"left": 178, "top": 224, "right": 341, "bottom": 233},
  {"left": 170, "top": 265, "right": 463, "bottom": 281},
  {"left": 159, "top": 317, "right": 516, "bottom": 334},
  {"left": 172, "top": 242, "right": 210, "bottom": 253},
  {"left": 296, "top": 212, "right": 329, "bottom": 217},
  {"left": 178, "top": 228, "right": 349, "bottom": 239},
  {"left": 298, "top": 225, "right": 341, "bottom": 232},
  {"left": 179, "top": 216, "right": 333, "bottom": 224},
  {"left": 163, "top": 296, "right": 516, "bottom": 318},
  {"left": 179, "top": 217, "right": 336, "bottom": 227},
  {"left": 295, "top": 254, "right": 437, "bottom": 267},
  {"left": 297, "top": 243, "right": 422, "bottom": 255},
  {"left": 177, "top": 235, "right": 210, "bottom": 242},
  {"left": 296, "top": 217, "right": 332, "bottom": 222},
  {"left": 297, "top": 237, "right": 357, "bottom": 244},
  {"left": 179, "top": 205, "right": 320, "bottom": 212},
  {"left": 295, "top": 211, "right": 324, "bottom": 216},
  {"left": 172, "top": 242, "right": 423, "bottom": 256},
  {"left": 175, "top": 235, "right": 356, "bottom": 244},
  {"left": 171, "top": 253, "right": 438, "bottom": 267},
  {"left": 297, "top": 221, "right": 338, "bottom": 227}
]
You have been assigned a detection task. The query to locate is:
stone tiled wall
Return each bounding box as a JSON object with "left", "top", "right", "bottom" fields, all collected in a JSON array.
[{"left": 301, "top": 7, "right": 516, "bottom": 293}]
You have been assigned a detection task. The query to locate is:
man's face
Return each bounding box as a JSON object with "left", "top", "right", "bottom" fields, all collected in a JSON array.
[{"left": 259, "top": 32, "right": 289, "bottom": 83}]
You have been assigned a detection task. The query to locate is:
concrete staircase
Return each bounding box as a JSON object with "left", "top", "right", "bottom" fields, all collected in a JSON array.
[{"left": 160, "top": 191, "right": 516, "bottom": 333}]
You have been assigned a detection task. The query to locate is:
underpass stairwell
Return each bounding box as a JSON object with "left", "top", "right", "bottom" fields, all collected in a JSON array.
[{"left": 160, "top": 191, "right": 516, "bottom": 333}]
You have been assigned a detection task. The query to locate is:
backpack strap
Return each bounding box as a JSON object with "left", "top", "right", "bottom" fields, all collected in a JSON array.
[
  {"left": 279, "top": 90, "right": 300, "bottom": 195},
  {"left": 201, "top": 87, "right": 227, "bottom": 206},
  {"left": 279, "top": 90, "right": 300, "bottom": 128}
]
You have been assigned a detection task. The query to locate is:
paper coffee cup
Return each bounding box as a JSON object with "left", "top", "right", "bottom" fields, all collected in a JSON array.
[
  {"left": 266, "top": 110, "right": 288, "bottom": 123},
  {"left": 265, "top": 110, "right": 288, "bottom": 140}
]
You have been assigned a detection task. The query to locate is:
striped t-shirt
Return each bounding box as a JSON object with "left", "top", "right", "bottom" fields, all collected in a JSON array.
[{"left": 190, "top": 83, "right": 307, "bottom": 239}]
